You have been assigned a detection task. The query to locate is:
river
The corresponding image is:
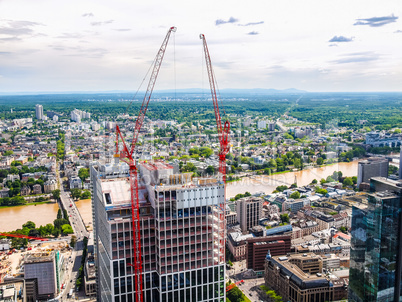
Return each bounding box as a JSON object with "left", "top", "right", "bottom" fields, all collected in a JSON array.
[
  {"left": 225, "top": 161, "right": 359, "bottom": 198},
  {"left": 0, "top": 202, "right": 60, "bottom": 232},
  {"left": 0, "top": 161, "right": 358, "bottom": 231}
]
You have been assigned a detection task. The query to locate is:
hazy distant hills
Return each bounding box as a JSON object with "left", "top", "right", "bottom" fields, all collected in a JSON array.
[
  {"left": 0, "top": 88, "right": 307, "bottom": 96},
  {"left": 154, "top": 88, "right": 307, "bottom": 95}
]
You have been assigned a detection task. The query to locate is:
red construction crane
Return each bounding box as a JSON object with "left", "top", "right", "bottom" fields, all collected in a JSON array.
[
  {"left": 199, "top": 34, "right": 230, "bottom": 183},
  {"left": 226, "top": 279, "right": 244, "bottom": 292},
  {"left": 115, "top": 26, "right": 176, "bottom": 302},
  {"left": 0, "top": 233, "right": 49, "bottom": 241},
  {"left": 200, "top": 34, "right": 230, "bottom": 267}
]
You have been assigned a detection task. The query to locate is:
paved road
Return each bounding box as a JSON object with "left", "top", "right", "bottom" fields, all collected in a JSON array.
[
  {"left": 227, "top": 260, "right": 266, "bottom": 302},
  {"left": 58, "top": 167, "right": 90, "bottom": 301}
]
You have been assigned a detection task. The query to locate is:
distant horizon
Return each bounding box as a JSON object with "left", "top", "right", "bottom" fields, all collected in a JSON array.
[{"left": 1, "top": 88, "right": 402, "bottom": 96}]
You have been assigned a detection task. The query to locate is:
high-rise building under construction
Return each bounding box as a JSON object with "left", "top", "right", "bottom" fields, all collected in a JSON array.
[{"left": 91, "top": 159, "right": 226, "bottom": 302}]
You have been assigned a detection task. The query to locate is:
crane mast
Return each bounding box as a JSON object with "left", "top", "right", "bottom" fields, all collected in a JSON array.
[
  {"left": 199, "top": 34, "right": 230, "bottom": 182},
  {"left": 200, "top": 34, "right": 230, "bottom": 269},
  {"left": 115, "top": 26, "right": 176, "bottom": 302}
]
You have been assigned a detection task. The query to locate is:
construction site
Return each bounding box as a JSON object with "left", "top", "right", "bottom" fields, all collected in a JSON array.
[{"left": 0, "top": 240, "right": 72, "bottom": 301}]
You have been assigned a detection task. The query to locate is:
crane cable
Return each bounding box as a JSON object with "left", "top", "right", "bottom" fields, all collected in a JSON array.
[
  {"left": 211, "top": 67, "right": 227, "bottom": 119},
  {"left": 174, "top": 31, "right": 176, "bottom": 102},
  {"left": 123, "top": 56, "right": 156, "bottom": 117}
]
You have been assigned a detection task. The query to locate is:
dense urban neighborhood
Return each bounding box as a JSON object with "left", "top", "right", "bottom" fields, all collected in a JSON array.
[{"left": 0, "top": 93, "right": 401, "bottom": 301}]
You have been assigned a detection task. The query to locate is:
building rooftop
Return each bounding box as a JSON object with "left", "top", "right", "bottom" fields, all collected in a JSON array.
[
  {"left": 24, "top": 252, "right": 54, "bottom": 264},
  {"left": 265, "top": 224, "right": 292, "bottom": 236},
  {"left": 270, "top": 253, "right": 326, "bottom": 286},
  {"left": 229, "top": 232, "right": 254, "bottom": 243},
  {"left": 141, "top": 161, "right": 174, "bottom": 171}
]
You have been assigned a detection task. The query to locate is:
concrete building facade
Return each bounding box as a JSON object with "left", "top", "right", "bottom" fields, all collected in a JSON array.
[
  {"left": 265, "top": 253, "right": 348, "bottom": 302},
  {"left": 357, "top": 157, "right": 389, "bottom": 187},
  {"left": 24, "top": 252, "right": 59, "bottom": 301},
  {"left": 246, "top": 235, "right": 291, "bottom": 272},
  {"left": 91, "top": 159, "right": 226, "bottom": 302},
  {"left": 236, "top": 197, "right": 263, "bottom": 233}
]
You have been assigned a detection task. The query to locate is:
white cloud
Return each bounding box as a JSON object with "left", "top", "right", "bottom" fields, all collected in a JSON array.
[{"left": 0, "top": 0, "right": 401, "bottom": 92}]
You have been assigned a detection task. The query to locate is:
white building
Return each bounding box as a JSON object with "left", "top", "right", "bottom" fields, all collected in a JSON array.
[
  {"left": 257, "top": 120, "right": 267, "bottom": 130},
  {"left": 91, "top": 123, "right": 100, "bottom": 131},
  {"left": 44, "top": 179, "right": 57, "bottom": 193},
  {"left": 35, "top": 104, "right": 44, "bottom": 120},
  {"left": 69, "top": 176, "right": 82, "bottom": 189},
  {"left": 71, "top": 109, "right": 91, "bottom": 122},
  {"left": 0, "top": 239, "right": 11, "bottom": 251}
]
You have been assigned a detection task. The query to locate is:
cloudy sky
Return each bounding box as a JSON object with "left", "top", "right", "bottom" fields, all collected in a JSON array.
[{"left": 0, "top": 0, "right": 401, "bottom": 93}]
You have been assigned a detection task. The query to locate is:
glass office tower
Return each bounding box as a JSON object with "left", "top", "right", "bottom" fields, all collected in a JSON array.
[{"left": 349, "top": 177, "right": 402, "bottom": 302}]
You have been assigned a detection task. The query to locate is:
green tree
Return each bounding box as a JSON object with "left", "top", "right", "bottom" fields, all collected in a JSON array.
[
  {"left": 81, "top": 190, "right": 91, "bottom": 199},
  {"left": 316, "top": 157, "right": 324, "bottom": 165},
  {"left": 315, "top": 187, "right": 328, "bottom": 195},
  {"left": 311, "top": 179, "right": 318, "bottom": 184},
  {"left": 52, "top": 228, "right": 60, "bottom": 238},
  {"left": 57, "top": 209, "right": 62, "bottom": 219},
  {"left": 280, "top": 213, "right": 290, "bottom": 223},
  {"left": 22, "top": 221, "right": 36, "bottom": 229},
  {"left": 343, "top": 177, "right": 353, "bottom": 186},
  {"left": 188, "top": 147, "right": 199, "bottom": 155},
  {"left": 44, "top": 223, "right": 54, "bottom": 235},
  {"left": 181, "top": 163, "right": 197, "bottom": 173},
  {"left": 54, "top": 218, "right": 69, "bottom": 229},
  {"left": 352, "top": 176, "right": 357, "bottom": 184},
  {"left": 294, "top": 158, "right": 302, "bottom": 169},
  {"left": 275, "top": 185, "right": 288, "bottom": 192},
  {"left": 10, "top": 166, "right": 19, "bottom": 175},
  {"left": 3, "top": 150, "right": 14, "bottom": 156},
  {"left": 71, "top": 188, "right": 82, "bottom": 200},
  {"left": 63, "top": 209, "right": 68, "bottom": 220},
  {"left": 205, "top": 166, "right": 215, "bottom": 175},
  {"left": 78, "top": 168, "right": 90, "bottom": 182},
  {"left": 28, "top": 228, "right": 40, "bottom": 237},
  {"left": 339, "top": 226, "right": 348, "bottom": 234},
  {"left": 227, "top": 287, "right": 243, "bottom": 302},
  {"left": 268, "top": 159, "right": 277, "bottom": 169},
  {"left": 290, "top": 191, "right": 300, "bottom": 199},
  {"left": 70, "top": 235, "right": 77, "bottom": 248},
  {"left": 51, "top": 189, "right": 60, "bottom": 200},
  {"left": 284, "top": 132, "right": 293, "bottom": 140},
  {"left": 389, "top": 165, "right": 398, "bottom": 176},
  {"left": 199, "top": 147, "right": 213, "bottom": 158},
  {"left": 62, "top": 224, "right": 74, "bottom": 235}
]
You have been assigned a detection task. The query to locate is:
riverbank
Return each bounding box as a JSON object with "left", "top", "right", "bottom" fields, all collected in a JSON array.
[
  {"left": 226, "top": 160, "right": 359, "bottom": 198},
  {"left": 0, "top": 200, "right": 56, "bottom": 209},
  {"left": 226, "top": 160, "right": 352, "bottom": 185}
]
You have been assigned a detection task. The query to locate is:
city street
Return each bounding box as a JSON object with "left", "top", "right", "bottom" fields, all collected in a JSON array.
[
  {"left": 227, "top": 260, "right": 266, "bottom": 302},
  {"left": 58, "top": 168, "right": 90, "bottom": 301}
]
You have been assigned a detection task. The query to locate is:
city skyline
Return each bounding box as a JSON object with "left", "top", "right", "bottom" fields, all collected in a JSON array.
[{"left": 1, "top": 0, "right": 402, "bottom": 93}]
